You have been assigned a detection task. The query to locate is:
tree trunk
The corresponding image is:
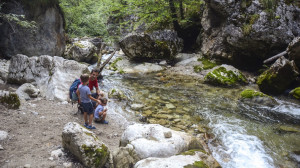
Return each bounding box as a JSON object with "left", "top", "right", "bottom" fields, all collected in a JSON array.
[
  {"left": 263, "top": 51, "right": 287, "bottom": 64},
  {"left": 168, "top": 0, "right": 181, "bottom": 33},
  {"left": 179, "top": 0, "right": 184, "bottom": 20}
]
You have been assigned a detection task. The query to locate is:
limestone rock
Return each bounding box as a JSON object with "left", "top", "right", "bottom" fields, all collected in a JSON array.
[
  {"left": 288, "top": 37, "right": 300, "bottom": 69},
  {"left": 200, "top": 0, "right": 300, "bottom": 69},
  {"left": 64, "top": 38, "right": 98, "bottom": 64},
  {"left": 119, "top": 30, "right": 183, "bottom": 61},
  {"left": 239, "top": 89, "right": 278, "bottom": 107},
  {"left": 113, "top": 145, "right": 141, "bottom": 168},
  {"left": 0, "top": 130, "right": 8, "bottom": 141},
  {"left": 0, "top": 59, "right": 10, "bottom": 81},
  {"left": 257, "top": 57, "right": 299, "bottom": 94},
  {"left": 62, "top": 122, "right": 110, "bottom": 168},
  {"left": 120, "top": 124, "right": 206, "bottom": 160},
  {"left": 7, "top": 54, "right": 88, "bottom": 101},
  {"left": 108, "top": 88, "right": 127, "bottom": 100},
  {"left": 16, "top": 83, "right": 40, "bottom": 100},
  {"left": 0, "top": 1, "right": 65, "bottom": 58},
  {"left": 134, "top": 151, "right": 221, "bottom": 168},
  {"left": 204, "top": 65, "right": 248, "bottom": 86}
]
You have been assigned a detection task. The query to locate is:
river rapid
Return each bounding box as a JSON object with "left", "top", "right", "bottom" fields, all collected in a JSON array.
[{"left": 94, "top": 55, "right": 300, "bottom": 168}]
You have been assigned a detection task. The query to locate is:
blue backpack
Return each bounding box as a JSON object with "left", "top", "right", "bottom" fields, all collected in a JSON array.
[{"left": 69, "top": 79, "right": 81, "bottom": 101}]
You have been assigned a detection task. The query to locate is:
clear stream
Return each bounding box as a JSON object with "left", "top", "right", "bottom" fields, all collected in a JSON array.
[{"left": 97, "top": 62, "right": 300, "bottom": 168}]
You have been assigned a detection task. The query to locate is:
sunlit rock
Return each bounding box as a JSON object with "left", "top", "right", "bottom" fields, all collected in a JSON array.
[
  {"left": 62, "top": 122, "right": 110, "bottom": 168},
  {"left": 7, "top": 54, "right": 88, "bottom": 101}
]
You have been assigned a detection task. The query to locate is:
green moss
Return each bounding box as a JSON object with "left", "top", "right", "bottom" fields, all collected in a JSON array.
[
  {"left": 81, "top": 144, "right": 108, "bottom": 167},
  {"left": 240, "top": 89, "right": 271, "bottom": 99},
  {"left": 180, "top": 149, "right": 207, "bottom": 156},
  {"left": 243, "top": 24, "right": 252, "bottom": 35},
  {"left": 289, "top": 87, "right": 300, "bottom": 99},
  {"left": 184, "top": 161, "right": 209, "bottom": 168},
  {"left": 204, "top": 67, "right": 247, "bottom": 86},
  {"left": 275, "top": 15, "right": 281, "bottom": 19},
  {"left": 241, "top": 0, "right": 252, "bottom": 8},
  {"left": 0, "top": 93, "right": 20, "bottom": 109},
  {"left": 74, "top": 42, "right": 85, "bottom": 48},
  {"left": 109, "top": 57, "right": 122, "bottom": 71},
  {"left": 194, "top": 65, "right": 203, "bottom": 73}
]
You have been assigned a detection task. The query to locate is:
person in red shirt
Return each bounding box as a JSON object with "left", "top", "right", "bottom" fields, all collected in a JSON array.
[{"left": 88, "top": 68, "right": 101, "bottom": 97}]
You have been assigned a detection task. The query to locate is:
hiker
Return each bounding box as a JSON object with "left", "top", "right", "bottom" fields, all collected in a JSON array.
[
  {"left": 87, "top": 68, "right": 104, "bottom": 108},
  {"left": 77, "top": 74, "right": 101, "bottom": 129},
  {"left": 94, "top": 97, "right": 109, "bottom": 124}
]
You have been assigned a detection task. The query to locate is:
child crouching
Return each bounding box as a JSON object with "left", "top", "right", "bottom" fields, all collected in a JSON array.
[{"left": 94, "top": 98, "right": 109, "bottom": 124}]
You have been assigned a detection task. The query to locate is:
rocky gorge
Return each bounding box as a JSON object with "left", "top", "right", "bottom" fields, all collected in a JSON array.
[{"left": 1, "top": 0, "right": 300, "bottom": 168}]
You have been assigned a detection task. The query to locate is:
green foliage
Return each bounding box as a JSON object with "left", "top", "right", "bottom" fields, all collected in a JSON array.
[
  {"left": 259, "top": 0, "right": 278, "bottom": 17},
  {"left": 0, "top": 3, "right": 37, "bottom": 30},
  {"left": 0, "top": 93, "right": 21, "bottom": 109},
  {"left": 59, "top": 0, "right": 109, "bottom": 38},
  {"left": 101, "top": 0, "right": 204, "bottom": 33},
  {"left": 242, "top": 14, "right": 260, "bottom": 35}
]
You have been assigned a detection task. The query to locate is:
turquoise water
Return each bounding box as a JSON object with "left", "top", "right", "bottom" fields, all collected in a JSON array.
[{"left": 101, "top": 70, "right": 300, "bottom": 168}]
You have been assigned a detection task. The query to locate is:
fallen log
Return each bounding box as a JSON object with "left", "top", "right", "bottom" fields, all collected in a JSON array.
[
  {"left": 99, "top": 49, "right": 117, "bottom": 73},
  {"left": 263, "top": 50, "right": 287, "bottom": 64}
]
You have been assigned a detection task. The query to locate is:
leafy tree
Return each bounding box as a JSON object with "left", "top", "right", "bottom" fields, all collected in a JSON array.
[{"left": 59, "top": 0, "right": 109, "bottom": 38}]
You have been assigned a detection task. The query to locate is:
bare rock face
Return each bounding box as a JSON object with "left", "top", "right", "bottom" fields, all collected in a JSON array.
[
  {"left": 200, "top": 0, "right": 300, "bottom": 69},
  {"left": 257, "top": 56, "right": 299, "bottom": 94},
  {"left": 16, "top": 83, "right": 40, "bottom": 100},
  {"left": 7, "top": 54, "right": 88, "bottom": 101},
  {"left": 288, "top": 37, "right": 300, "bottom": 69},
  {"left": 119, "top": 30, "right": 183, "bottom": 61},
  {"left": 0, "top": 0, "right": 65, "bottom": 58},
  {"left": 62, "top": 122, "right": 110, "bottom": 168}
]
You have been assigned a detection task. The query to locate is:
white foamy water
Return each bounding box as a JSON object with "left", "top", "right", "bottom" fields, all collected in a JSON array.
[
  {"left": 271, "top": 99, "right": 300, "bottom": 116},
  {"left": 204, "top": 112, "right": 274, "bottom": 168}
]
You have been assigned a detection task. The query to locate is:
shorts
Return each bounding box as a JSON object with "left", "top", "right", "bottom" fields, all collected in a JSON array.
[
  {"left": 94, "top": 115, "right": 103, "bottom": 122},
  {"left": 81, "top": 102, "right": 94, "bottom": 115}
]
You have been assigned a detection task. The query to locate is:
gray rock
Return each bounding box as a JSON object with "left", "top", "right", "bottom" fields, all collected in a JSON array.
[
  {"left": 0, "top": 130, "right": 8, "bottom": 141},
  {"left": 0, "top": 1, "right": 65, "bottom": 58},
  {"left": 288, "top": 37, "right": 300, "bottom": 68},
  {"left": 200, "top": 0, "right": 300, "bottom": 69},
  {"left": 257, "top": 56, "right": 299, "bottom": 94},
  {"left": 7, "top": 54, "right": 88, "bottom": 101},
  {"left": 0, "top": 59, "right": 10, "bottom": 82},
  {"left": 64, "top": 38, "right": 98, "bottom": 64},
  {"left": 119, "top": 30, "right": 183, "bottom": 61},
  {"left": 16, "top": 83, "right": 40, "bottom": 100},
  {"left": 23, "top": 164, "right": 31, "bottom": 168},
  {"left": 113, "top": 145, "right": 141, "bottom": 168},
  {"left": 62, "top": 122, "right": 110, "bottom": 168}
]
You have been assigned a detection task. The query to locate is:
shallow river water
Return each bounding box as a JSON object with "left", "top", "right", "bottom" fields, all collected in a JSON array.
[{"left": 99, "top": 65, "right": 300, "bottom": 168}]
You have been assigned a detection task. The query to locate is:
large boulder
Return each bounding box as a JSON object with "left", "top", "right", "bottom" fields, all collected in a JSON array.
[
  {"left": 62, "top": 122, "right": 110, "bottom": 168},
  {"left": 288, "top": 37, "right": 300, "bottom": 68},
  {"left": 7, "top": 54, "right": 88, "bottom": 101},
  {"left": 119, "top": 30, "right": 183, "bottom": 61},
  {"left": 113, "top": 124, "right": 211, "bottom": 167},
  {"left": 0, "top": 0, "right": 65, "bottom": 58},
  {"left": 200, "top": 0, "right": 300, "bottom": 69},
  {"left": 64, "top": 38, "right": 99, "bottom": 64},
  {"left": 257, "top": 56, "right": 299, "bottom": 94}
]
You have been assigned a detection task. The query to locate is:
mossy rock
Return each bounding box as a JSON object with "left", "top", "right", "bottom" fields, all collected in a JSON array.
[
  {"left": 289, "top": 87, "right": 300, "bottom": 99},
  {"left": 204, "top": 67, "right": 248, "bottom": 86},
  {"left": 0, "top": 92, "right": 21, "bottom": 109},
  {"left": 276, "top": 125, "right": 300, "bottom": 133},
  {"left": 81, "top": 144, "right": 109, "bottom": 168},
  {"left": 240, "top": 89, "right": 270, "bottom": 99},
  {"left": 184, "top": 161, "right": 209, "bottom": 168}
]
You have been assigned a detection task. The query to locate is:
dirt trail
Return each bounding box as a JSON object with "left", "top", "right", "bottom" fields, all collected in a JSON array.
[{"left": 0, "top": 98, "right": 128, "bottom": 168}]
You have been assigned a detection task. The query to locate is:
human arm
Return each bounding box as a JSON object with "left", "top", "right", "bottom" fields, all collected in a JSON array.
[{"left": 88, "top": 94, "right": 101, "bottom": 104}]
